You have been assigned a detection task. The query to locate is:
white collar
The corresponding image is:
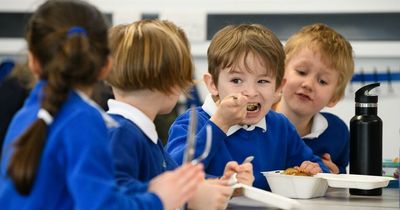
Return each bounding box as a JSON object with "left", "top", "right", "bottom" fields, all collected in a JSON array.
[
  {"left": 302, "top": 112, "right": 328, "bottom": 139},
  {"left": 201, "top": 94, "right": 267, "bottom": 136},
  {"left": 107, "top": 99, "right": 158, "bottom": 144},
  {"left": 75, "top": 90, "right": 118, "bottom": 128}
]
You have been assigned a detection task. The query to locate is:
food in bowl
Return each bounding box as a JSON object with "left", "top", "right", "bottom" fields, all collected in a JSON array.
[
  {"left": 261, "top": 170, "right": 328, "bottom": 199},
  {"left": 282, "top": 167, "right": 311, "bottom": 176}
]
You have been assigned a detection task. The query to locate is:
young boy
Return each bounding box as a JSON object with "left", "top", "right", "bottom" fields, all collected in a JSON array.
[
  {"left": 274, "top": 23, "right": 354, "bottom": 174},
  {"left": 166, "top": 24, "right": 329, "bottom": 191},
  {"left": 106, "top": 20, "right": 236, "bottom": 210}
]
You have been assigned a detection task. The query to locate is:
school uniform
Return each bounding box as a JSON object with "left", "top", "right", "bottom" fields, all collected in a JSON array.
[
  {"left": 166, "top": 94, "right": 329, "bottom": 191},
  {"left": 107, "top": 99, "right": 178, "bottom": 183},
  {"left": 0, "top": 81, "right": 163, "bottom": 210},
  {"left": 302, "top": 112, "right": 349, "bottom": 174}
]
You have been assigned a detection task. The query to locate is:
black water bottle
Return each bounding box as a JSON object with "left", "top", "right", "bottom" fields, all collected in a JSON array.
[{"left": 350, "top": 83, "right": 382, "bottom": 196}]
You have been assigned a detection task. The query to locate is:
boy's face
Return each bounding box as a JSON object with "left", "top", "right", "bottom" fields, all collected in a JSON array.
[
  {"left": 209, "top": 52, "right": 280, "bottom": 125},
  {"left": 281, "top": 47, "right": 339, "bottom": 117}
]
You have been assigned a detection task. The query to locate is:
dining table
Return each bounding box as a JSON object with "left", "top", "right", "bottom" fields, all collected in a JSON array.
[{"left": 228, "top": 187, "right": 399, "bottom": 210}]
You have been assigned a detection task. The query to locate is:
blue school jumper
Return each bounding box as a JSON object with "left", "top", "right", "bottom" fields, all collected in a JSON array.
[
  {"left": 166, "top": 95, "right": 329, "bottom": 191},
  {"left": 0, "top": 81, "right": 163, "bottom": 210},
  {"left": 302, "top": 112, "right": 349, "bottom": 174},
  {"left": 107, "top": 100, "right": 178, "bottom": 183}
]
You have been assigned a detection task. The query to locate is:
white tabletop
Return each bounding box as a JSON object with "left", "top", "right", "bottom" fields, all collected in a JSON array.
[{"left": 228, "top": 188, "right": 399, "bottom": 210}]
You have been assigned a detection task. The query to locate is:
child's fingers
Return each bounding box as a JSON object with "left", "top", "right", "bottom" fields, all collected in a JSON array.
[
  {"left": 238, "top": 162, "right": 253, "bottom": 172},
  {"left": 322, "top": 153, "right": 332, "bottom": 161},
  {"left": 322, "top": 159, "right": 339, "bottom": 174},
  {"left": 299, "top": 161, "right": 321, "bottom": 175},
  {"left": 206, "top": 178, "right": 229, "bottom": 186}
]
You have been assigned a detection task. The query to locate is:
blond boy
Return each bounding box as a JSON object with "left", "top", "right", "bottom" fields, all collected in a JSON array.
[{"left": 275, "top": 23, "right": 354, "bottom": 174}]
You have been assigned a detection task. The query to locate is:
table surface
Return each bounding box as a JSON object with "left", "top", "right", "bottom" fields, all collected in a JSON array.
[{"left": 228, "top": 188, "right": 399, "bottom": 210}]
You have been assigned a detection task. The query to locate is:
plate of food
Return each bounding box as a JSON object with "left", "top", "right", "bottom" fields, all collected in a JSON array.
[{"left": 261, "top": 168, "right": 328, "bottom": 199}]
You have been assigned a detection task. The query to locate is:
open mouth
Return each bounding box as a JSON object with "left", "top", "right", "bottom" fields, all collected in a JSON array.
[
  {"left": 297, "top": 93, "right": 311, "bottom": 101},
  {"left": 247, "top": 103, "right": 261, "bottom": 112}
]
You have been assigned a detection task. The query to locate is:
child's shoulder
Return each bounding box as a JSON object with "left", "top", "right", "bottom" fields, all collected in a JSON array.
[
  {"left": 267, "top": 110, "right": 292, "bottom": 123},
  {"left": 319, "top": 112, "right": 348, "bottom": 129},
  {"left": 176, "top": 106, "right": 209, "bottom": 121},
  {"left": 266, "top": 110, "right": 298, "bottom": 131},
  {"left": 108, "top": 113, "right": 144, "bottom": 136}
]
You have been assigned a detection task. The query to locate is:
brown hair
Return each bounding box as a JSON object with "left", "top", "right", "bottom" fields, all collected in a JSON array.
[
  {"left": 207, "top": 24, "right": 285, "bottom": 88},
  {"left": 107, "top": 19, "right": 193, "bottom": 95},
  {"left": 7, "top": 0, "right": 109, "bottom": 195},
  {"left": 285, "top": 23, "right": 354, "bottom": 102}
]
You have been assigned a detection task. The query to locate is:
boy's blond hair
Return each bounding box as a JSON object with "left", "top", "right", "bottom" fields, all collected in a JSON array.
[
  {"left": 207, "top": 24, "right": 285, "bottom": 88},
  {"left": 107, "top": 20, "right": 193, "bottom": 94},
  {"left": 285, "top": 23, "right": 354, "bottom": 102}
]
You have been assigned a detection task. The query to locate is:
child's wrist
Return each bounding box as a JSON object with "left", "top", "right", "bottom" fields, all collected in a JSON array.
[{"left": 210, "top": 116, "right": 230, "bottom": 133}]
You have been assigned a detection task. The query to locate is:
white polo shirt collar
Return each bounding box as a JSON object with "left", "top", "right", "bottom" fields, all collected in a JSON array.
[
  {"left": 302, "top": 112, "right": 328, "bottom": 139},
  {"left": 107, "top": 99, "right": 158, "bottom": 144}
]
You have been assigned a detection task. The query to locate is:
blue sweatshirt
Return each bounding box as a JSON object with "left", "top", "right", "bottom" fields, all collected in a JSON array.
[
  {"left": 166, "top": 97, "right": 329, "bottom": 190},
  {"left": 0, "top": 81, "right": 163, "bottom": 210},
  {"left": 303, "top": 112, "right": 349, "bottom": 174}
]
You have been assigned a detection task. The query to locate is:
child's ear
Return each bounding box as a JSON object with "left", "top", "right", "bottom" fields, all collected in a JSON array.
[
  {"left": 273, "top": 78, "right": 286, "bottom": 103},
  {"left": 203, "top": 73, "right": 219, "bottom": 96},
  {"left": 327, "top": 94, "right": 341, "bottom": 108},
  {"left": 98, "top": 56, "right": 113, "bottom": 80},
  {"left": 28, "top": 51, "right": 41, "bottom": 76}
]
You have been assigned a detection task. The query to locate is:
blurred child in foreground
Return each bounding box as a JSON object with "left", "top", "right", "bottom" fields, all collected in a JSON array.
[{"left": 107, "top": 20, "right": 233, "bottom": 210}]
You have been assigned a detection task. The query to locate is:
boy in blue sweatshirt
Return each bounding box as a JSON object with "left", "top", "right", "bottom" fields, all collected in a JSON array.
[
  {"left": 106, "top": 20, "right": 236, "bottom": 210},
  {"left": 166, "top": 24, "right": 329, "bottom": 191},
  {"left": 274, "top": 23, "right": 354, "bottom": 174}
]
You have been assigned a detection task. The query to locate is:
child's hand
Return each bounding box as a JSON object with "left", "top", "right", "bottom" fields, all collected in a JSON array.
[
  {"left": 211, "top": 94, "right": 248, "bottom": 133},
  {"left": 188, "top": 179, "right": 233, "bottom": 210},
  {"left": 221, "top": 161, "right": 254, "bottom": 186},
  {"left": 298, "top": 160, "right": 322, "bottom": 175},
  {"left": 321, "top": 153, "right": 339, "bottom": 174},
  {"left": 149, "top": 163, "right": 204, "bottom": 210}
]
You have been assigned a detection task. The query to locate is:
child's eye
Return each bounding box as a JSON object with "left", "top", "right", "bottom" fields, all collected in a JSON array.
[
  {"left": 296, "top": 69, "right": 307, "bottom": 76},
  {"left": 319, "top": 79, "right": 328, "bottom": 85},
  {"left": 258, "top": 79, "right": 270, "bottom": 84},
  {"left": 231, "top": 78, "right": 242, "bottom": 84}
]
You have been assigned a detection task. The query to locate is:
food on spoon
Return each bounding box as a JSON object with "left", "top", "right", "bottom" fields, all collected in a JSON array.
[{"left": 282, "top": 167, "right": 311, "bottom": 176}]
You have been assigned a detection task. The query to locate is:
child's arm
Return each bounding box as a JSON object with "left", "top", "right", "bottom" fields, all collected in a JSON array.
[
  {"left": 285, "top": 121, "right": 330, "bottom": 174},
  {"left": 166, "top": 109, "right": 228, "bottom": 167},
  {"left": 65, "top": 113, "right": 163, "bottom": 209},
  {"left": 108, "top": 126, "right": 143, "bottom": 190},
  {"left": 210, "top": 94, "right": 248, "bottom": 133}
]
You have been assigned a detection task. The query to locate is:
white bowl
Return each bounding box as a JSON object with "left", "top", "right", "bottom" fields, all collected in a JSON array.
[{"left": 261, "top": 170, "right": 328, "bottom": 199}]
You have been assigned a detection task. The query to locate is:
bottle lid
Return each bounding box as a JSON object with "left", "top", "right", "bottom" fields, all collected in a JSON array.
[{"left": 355, "top": 83, "right": 380, "bottom": 103}]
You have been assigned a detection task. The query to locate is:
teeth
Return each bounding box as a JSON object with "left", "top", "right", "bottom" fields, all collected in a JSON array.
[{"left": 247, "top": 103, "right": 258, "bottom": 111}]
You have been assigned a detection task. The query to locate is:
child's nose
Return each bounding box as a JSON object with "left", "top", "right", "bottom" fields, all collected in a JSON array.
[
  {"left": 301, "top": 77, "right": 315, "bottom": 91},
  {"left": 241, "top": 84, "right": 258, "bottom": 97}
]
